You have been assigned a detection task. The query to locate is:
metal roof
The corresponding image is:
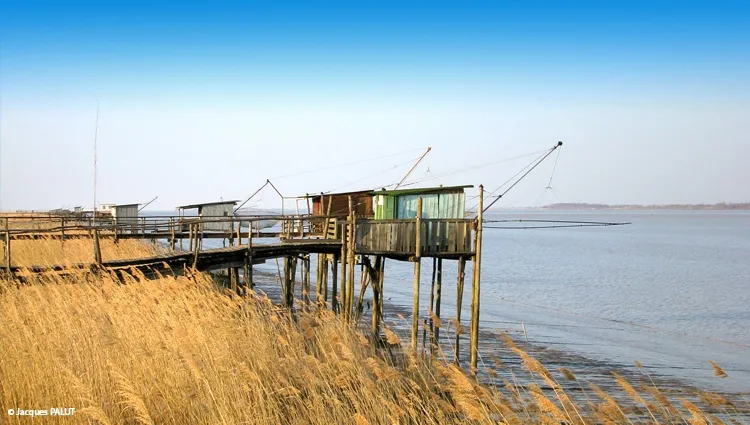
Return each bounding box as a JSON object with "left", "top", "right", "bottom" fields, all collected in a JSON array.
[
  {"left": 305, "top": 189, "right": 374, "bottom": 199},
  {"left": 368, "top": 185, "right": 473, "bottom": 196},
  {"left": 176, "top": 200, "right": 240, "bottom": 209}
]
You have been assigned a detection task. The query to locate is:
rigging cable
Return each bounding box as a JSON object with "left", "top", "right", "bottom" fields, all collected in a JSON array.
[{"left": 481, "top": 141, "right": 563, "bottom": 214}]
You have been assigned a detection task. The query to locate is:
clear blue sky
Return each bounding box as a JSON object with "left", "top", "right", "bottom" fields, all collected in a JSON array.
[{"left": 1, "top": 1, "right": 748, "bottom": 210}]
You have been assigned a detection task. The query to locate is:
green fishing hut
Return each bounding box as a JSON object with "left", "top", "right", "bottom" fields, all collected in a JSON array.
[{"left": 370, "top": 185, "right": 472, "bottom": 219}]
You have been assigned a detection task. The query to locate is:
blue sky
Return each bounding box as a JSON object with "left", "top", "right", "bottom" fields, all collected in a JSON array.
[{"left": 1, "top": 1, "right": 749, "bottom": 210}]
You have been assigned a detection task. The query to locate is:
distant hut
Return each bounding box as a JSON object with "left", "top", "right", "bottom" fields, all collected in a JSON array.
[
  {"left": 370, "top": 185, "right": 472, "bottom": 219},
  {"left": 177, "top": 200, "right": 239, "bottom": 231},
  {"left": 99, "top": 203, "right": 140, "bottom": 230}
]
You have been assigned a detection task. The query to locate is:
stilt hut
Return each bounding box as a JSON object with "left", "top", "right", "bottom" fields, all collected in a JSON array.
[
  {"left": 308, "top": 190, "right": 375, "bottom": 218},
  {"left": 176, "top": 200, "right": 239, "bottom": 232},
  {"left": 371, "top": 185, "right": 471, "bottom": 219}
]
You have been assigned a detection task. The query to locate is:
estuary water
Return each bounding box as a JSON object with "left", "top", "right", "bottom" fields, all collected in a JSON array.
[{"left": 238, "top": 210, "right": 749, "bottom": 393}]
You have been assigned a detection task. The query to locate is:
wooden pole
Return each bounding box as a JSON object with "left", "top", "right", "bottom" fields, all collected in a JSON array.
[
  {"left": 188, "top": 223, "right": 194, "bottom": 251},
  {"left": 192, "top": 224, "right": 200, "bottom": 269},
  {"left": 61, "top": 217, "right": 66, "bottom": 242},
  {"left": 470, "top": 185, "right": 484, "bottom": 375},
  {"left": 331, "top": 254, "right": 339, "bottom": 313},
  {"left": 454, "top": 256, "right": 466, "bottom": 364},
  {"left": 426, "top": 257, "right": 436, "bottom": 352},
  {"left": 4, "top": 232, "right": 10, "bottom": 277},
  {"left": 315, "top": 254, "right": 323, "bottom": 308},
  {"left": 411, "top": 197, "right": 423, "bottom": 355},
  {"left": 379, "top": 257, "right": 385, "bottom": 322},
  {"left": 303, "top": 255, "right": 311, "bottom": 306},
  {"left": 245, "top": 225, "right": 253, "bottom": 290},
  {"left": 371, "top": 256, "right": 383, "bottom": 335},
  {"left": 93, "top": 229, "right": 102, "bottom": 268},
  {"left": 340, "top": 223, "right": 347, "bottom": 316},
  {"left": 434, "top": 257, "right": 443, "bottom": 352},
  {"left": 346, "top": 197, "right": 356, "bottom": 323},
  {"left": 322, "top": 255, "right": 328, "bottom": 302},
  {"left": 169, "top": 217, "right": 175, "bottom": 252}
]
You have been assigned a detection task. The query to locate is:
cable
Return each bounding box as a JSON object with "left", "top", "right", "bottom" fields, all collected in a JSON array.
[{"left": 268, "top": 148, "right": 424, "bottom": 180}]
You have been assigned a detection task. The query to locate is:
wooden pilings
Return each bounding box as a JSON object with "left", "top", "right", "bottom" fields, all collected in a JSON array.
[
  {"left": 470, "top": 185, "right": 484, "bottom": 375},
  {"left": 283, "top": 256, "right": 297, "bottom": 308},
  {"left": 245, "top": 226, "right": 253, "bottom": 289},
  {"left": 454, "top": 256, "right": 466, "bottom": 364},
  {"left": 331, "top": 254, "right": 338, "bottom": 313},
  {"left": 411, "top": 197, "right": 423, "bottom": 355},
  {"left": 434, "top": 257, "right": 443, "bottom": 350}
]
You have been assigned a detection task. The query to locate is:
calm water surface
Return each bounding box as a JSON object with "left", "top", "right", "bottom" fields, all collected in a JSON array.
[{"left": 250, "top": 211, "right": 749, "bottom": 392}]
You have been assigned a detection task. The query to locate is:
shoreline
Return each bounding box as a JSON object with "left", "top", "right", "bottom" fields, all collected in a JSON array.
[{"left": 246, "top": 267, "right": 750, "bottom": 414}]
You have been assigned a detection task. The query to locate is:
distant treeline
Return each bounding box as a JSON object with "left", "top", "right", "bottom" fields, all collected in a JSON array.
[{"left": 541, "top": 202, "right": 750, "bottom": 211}]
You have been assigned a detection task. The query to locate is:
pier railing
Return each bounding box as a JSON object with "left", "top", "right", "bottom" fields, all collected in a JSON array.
[
  {"left": 354, "top": 218, "right": 474, "bottom": 256},
  {"left": 0, "top": 214, "right": 337, "bottom": 241}
]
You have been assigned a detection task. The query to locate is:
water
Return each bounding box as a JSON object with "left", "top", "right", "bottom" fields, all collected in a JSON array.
[{"left": 244, "top": 211, "right": 750, "bottom": 393}]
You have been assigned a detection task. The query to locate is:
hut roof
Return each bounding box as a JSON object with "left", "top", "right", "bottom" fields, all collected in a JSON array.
[
  {"left": 176, "top": 200, "right": 239, "bottom": 210},
  {"left": 369, "top": 185, "right": 473, "bottom": 197},
  {"left": 305, "top": 190, "right": 373, "bottom": 200}
]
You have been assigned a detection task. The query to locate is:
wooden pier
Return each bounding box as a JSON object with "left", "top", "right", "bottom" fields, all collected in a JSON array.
[{"left": 1, "top": 187, "right": 485, "bottom": 372}]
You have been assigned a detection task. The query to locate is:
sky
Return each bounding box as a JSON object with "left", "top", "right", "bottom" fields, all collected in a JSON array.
[{"left": 1, "top": 1, "right": 749, "bottom": 211}]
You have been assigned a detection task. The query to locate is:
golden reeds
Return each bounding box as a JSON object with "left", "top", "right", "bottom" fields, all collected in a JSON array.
[{"left": 1, "top": 238, "right": 745, "bottom": 424}]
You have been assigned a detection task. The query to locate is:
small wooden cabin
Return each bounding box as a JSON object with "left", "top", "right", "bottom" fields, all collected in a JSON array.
[
  {"left": 177, "top": 200, "right": 239, "bottom": 231},
  {"left": 99, "top": 203, "right": 140, "bottom": 228},
  {"left": 308, "top": 190, "right": 374, "bottom": 218},
  {"left": 370, "top": 185, "right": 472, "bottom": 219}
]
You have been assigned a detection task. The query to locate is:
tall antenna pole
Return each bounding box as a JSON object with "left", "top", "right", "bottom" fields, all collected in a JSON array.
[{"left": 93, "top": 103, "right": 99, "bottom": 223}]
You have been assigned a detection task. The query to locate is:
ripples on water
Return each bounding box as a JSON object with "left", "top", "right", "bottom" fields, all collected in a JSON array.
[{"left": 247, "top": 210, "right": 749, "bottom": 392}]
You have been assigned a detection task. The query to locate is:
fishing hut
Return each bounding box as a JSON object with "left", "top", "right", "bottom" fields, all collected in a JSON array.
[
  {"left": 99, "top": 203, "right": 140, "bottom": 232},
  {"left": 309, "top": 190, "right": 375, "bottom": 218}
]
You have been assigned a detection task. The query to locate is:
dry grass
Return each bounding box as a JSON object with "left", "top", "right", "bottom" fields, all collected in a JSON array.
[
  {"left": 1, "top": 238, "right": 746, "bottom": 424},
  {"left": 2, "top": 236, "right": 165, "bottom": 267}
]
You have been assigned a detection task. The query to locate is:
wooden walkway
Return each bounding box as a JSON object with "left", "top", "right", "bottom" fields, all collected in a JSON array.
[{"left": 5, "top": 239, "right": 342, "bottom": 277}]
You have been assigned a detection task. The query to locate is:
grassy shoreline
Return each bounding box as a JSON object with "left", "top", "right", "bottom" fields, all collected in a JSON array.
[{"left": 1, "top": 239, "right": 747, "bottom": 424}]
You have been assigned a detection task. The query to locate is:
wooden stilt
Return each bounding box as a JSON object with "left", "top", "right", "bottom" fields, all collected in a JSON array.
[
  {"left": 340, "top": 224, "right": 347, "bottom": 316},
  {"left": 93, "top": 229, "right": 102, "bottom": 268},
  {"left": 411, "top": 197, "right": 423, "bottom": 355},
  {"left": 331, "top": 254, "right": 339, "bottom": 313},
  {"left": 470, "top": 185, "right": 484, "bottom": 375},
  {"left": 434, "top": 257, "right": 443, "bottom": 351},
  {"left": 192, "top": 224, "right": 200, "bottom": 269},
  {"left": 188, "top": 223, "right": 193, "bottom": 251},
  {"left": 303, "top": 255, "right": 311, "bottom": 306},
  {"left": 379, "top": 257, "right": 385, "bottom": 321},
  {"left": 169, "top": 218, "right": 175, "bottom": 252},
  {"left": 426, "top": 257, "right": 436, "bottom": 352},
  {"left": 322, "top": 255, "right": 329, "bottom": 303},
  {"left": 315, "top": 254, "right": 323, "bottom": 308},
  {"left": 355, "top": 257, "right": 371, "bottom": 321},
  {"left": 246, "top": 226, "right": 253, "bottom": 289},
  {"left": 347, "top": 211, "right": 356, "bottom": 323},
  {"left": 371, "top": 256, "right": 383, "bottom": 335},
  {"left": 454, "top": 256, "right": 466, "bottom": 364},
  {"left": 283, "top": 257, "right": 296, "bottom": 308},
  {"left": 4, "top": 232, "right": 11, "bottom": 277}
]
